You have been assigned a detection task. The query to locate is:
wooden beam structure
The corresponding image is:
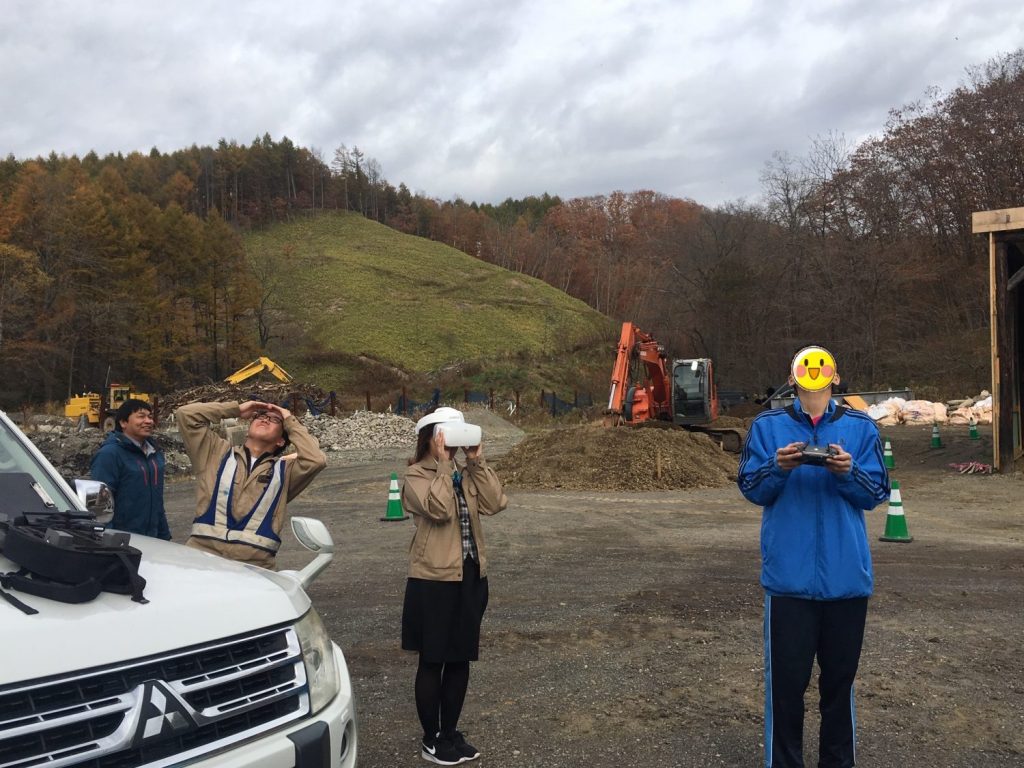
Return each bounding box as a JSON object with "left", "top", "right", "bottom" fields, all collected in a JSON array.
[
  {"left": 972, "top": 206, "right": 1024, "bottom": 233},
  {"left": 973, "top": 207, "right": 1024, "bottom": 472}
]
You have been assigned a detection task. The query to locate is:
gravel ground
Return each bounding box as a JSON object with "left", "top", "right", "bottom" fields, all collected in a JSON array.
[{"left": 159, "top": 421, "right": 1024, "bottom": 768}]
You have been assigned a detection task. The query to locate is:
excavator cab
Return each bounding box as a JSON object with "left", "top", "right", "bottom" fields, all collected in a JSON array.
[{"left": 672, "top": 358, "right": 719, "bottom": 425}]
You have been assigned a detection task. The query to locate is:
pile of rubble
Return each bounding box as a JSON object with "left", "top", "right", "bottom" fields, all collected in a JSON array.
[
  {"left": 303, "top": 411, "right": 416, "bottom": 451},
  {"left": 157, "top": 381, "right": 328, "bottom": 414},
  {"left": 21, "top": 416, "right": 192, "bottom": 478},
  {"left": 20, "top": 409, "right": 421, "bottom": 480}
]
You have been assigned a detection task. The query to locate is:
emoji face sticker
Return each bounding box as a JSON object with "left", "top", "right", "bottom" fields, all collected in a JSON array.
[{"left": 791, "top": 346, "right": 837, "bottom": 392}]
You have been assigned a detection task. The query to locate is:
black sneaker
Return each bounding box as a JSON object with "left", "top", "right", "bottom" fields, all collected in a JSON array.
[
  {"left": 446, "top": 730, "right": 480, "bottom": 761},
  {"left": 421, "top": 734, "right": 464, "bottom": 765}
]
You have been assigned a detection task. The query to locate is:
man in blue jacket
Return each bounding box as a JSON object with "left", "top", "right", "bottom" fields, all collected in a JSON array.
[
  {"left": 90, "top": 398, "right": 171, "bottom": 540},
  {"left": 738, "top": 346, "right": 889, "bottom": 768}
]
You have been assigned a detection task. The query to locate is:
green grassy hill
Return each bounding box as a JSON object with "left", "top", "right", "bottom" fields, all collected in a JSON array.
[{"left": 245, "top": 212, "right": 616, "bottom": 402}]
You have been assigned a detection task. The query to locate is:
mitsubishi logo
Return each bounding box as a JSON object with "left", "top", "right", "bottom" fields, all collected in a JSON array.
[{"left": 131, "top": 681, "right": 196, "bottom": 746}]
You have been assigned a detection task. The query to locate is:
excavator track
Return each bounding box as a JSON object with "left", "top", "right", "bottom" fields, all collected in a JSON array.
[{"left": 682, "top": 424, "right": 747, "bottom": 454}]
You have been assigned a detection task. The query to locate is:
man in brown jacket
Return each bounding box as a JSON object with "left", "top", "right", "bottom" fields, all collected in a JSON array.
[{"left": 176, "top": 400, "right": 327, "bottom": 569}]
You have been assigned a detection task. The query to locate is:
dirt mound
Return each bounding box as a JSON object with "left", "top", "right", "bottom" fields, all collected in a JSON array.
[{"left": 495, "top": 424, "right": 738, "bottom": 491}]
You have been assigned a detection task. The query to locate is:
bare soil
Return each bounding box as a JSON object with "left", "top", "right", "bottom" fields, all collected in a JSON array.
[{"left": 161, "top": 421, "right": 1024, "bottom": 767}]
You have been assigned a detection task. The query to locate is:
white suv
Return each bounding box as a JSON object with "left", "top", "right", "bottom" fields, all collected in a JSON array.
[{"left": 0, "top": 409, "right": 358, "bottom": 768}]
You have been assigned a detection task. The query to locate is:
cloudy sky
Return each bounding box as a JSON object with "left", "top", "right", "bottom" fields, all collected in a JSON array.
[{"left": 3, "top": 0, "right": 1022, "bottom": 206}]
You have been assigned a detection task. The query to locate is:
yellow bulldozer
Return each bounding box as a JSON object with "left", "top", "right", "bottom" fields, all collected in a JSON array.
[{"left": 65, "top": 384, "right": 152, "bottom": 432}]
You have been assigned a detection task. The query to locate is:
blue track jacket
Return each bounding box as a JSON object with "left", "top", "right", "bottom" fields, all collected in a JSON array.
[
  {"left": 90, "top": 431, "right": 170, "bottom": 540},
  {"left": 738, "top": 398, "right": 889, "bottom": 600}
]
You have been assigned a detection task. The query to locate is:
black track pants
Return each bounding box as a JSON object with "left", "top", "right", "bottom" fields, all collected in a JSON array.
[{"left": 763, "top": 595, "right": 868, "bottom": 768}]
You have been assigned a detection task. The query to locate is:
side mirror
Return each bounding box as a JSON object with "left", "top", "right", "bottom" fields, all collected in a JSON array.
[
  {"left": 289, "top": 517, "right": 334, "bottom": 589},
  {"left": 74, "top": 479, "right": 113, "bottom": 523}
]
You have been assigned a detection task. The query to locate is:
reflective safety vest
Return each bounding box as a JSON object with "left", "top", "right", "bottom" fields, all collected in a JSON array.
[{"left": 190, "top": 450, "right": 286, "bottom": 554}]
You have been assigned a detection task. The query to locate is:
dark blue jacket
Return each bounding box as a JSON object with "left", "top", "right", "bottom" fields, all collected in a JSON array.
[
  {"left": 737, "top": 398, "right": 889, "bottom": 599},
  {"left": 89, "top": 432, "right": 170, "bottom": 540}
]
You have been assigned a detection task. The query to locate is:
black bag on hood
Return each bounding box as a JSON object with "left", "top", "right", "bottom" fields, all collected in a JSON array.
[{"left": 0, "top": 474, "right": 147, "bottom": 614}]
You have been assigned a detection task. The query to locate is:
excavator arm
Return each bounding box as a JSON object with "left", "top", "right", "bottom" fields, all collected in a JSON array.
[
  {"left": 606, "top": 322, "right": 672, "bottom": 423},
  {"left": 224, "top": 357, "right": 294, "bottom": 385}
]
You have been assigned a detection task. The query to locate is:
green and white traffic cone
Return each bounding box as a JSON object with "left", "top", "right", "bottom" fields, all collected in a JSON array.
[
  {"left": 883, "top": 439, "right": 895, "bottom": 469},
  {"left": 879, "top": 480, "right": 913, "bottom": 543},
  {"left": 968, "top": 416, "right": 980, "bottom": 440},
  {"left": 381, "top": 472, "right": 408, "bottom": 521},
  {"left": 930, "top": 423, "right": 942, "bottom": 449}
]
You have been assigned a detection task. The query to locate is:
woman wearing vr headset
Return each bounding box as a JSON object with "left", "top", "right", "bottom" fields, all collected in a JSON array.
[{"left": 401, "top": 406, "right": 508, "bottom": 765}]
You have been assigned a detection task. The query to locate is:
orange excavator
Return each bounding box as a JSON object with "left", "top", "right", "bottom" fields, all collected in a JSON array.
[{"left": 606, "top": 322, "right": 745, "bottom": 452}]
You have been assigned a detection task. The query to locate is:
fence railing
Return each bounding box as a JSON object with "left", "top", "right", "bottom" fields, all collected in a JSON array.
[
  {"left": 238, "top": 387, "right": 595, "bottom": 419},
  {"left": 392, "top": 387, "right": 594, "bottom": 418}
]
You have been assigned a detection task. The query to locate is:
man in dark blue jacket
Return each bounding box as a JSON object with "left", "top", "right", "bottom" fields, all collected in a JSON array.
[
  {"left": 738, "top": 346, "right": 889, "bottom": 768},
  {"left": 90, "top": 399, "right": 171, "bottom": 540}
]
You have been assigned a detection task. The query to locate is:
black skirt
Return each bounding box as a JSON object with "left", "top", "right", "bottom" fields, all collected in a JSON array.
[{"left": 401, "top": 557, "right": 489, "bottom": 663}]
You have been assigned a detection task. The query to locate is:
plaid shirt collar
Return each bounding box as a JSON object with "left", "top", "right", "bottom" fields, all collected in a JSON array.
[{"left": 453, "top": 471, "right": 478, "bottom": 562}]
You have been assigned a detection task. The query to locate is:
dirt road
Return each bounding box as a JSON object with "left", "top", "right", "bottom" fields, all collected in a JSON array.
[{"left": 163, "top": 423, "right": 1023, "bottom": 767}]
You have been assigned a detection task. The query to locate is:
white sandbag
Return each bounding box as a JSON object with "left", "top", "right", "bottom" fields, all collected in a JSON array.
[
  {"left": 900, "top": 400, "right": 936, "bottom": 424},
  {"left": 867, "top": 403, "right": 892, "bottom": 421},
  {"left": 948, "top": 405, "right": 973, "bottom": 425}
]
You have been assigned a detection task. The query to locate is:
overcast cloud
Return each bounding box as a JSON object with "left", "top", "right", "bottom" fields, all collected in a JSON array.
[{"left": 3, "top": 0, "right": 1021, "bottom": 206}]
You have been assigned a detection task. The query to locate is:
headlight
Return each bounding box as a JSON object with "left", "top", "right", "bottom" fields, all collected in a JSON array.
[{"left": 294, "top": 607, "right": 340, "bottom": 714}]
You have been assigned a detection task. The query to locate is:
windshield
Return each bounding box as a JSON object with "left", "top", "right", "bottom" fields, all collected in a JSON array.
[
  {"left": 0, "top": 413, "right": 79, "bottom": 512},
  {"left": 673, "top": 365, "right": 703, "bottom": 400}
]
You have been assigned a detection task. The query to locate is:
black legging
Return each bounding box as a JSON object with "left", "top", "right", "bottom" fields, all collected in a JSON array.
[{"left": 415, "top": 658, "right": 470, "bottom": 738}]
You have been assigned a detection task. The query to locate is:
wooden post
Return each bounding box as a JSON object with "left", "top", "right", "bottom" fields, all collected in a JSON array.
[
  {"left": 515, "top": 391, "right": 520, "bottom": 411},
  {"left": 401, "top": 386, "right": 407, "bottom": 415},
  {"left": 365, "top": 391, "right": 371, "bottom": 411},
  {"left": 329, "top": 391, "right": 336, "bottom": 416},
  {"left": 994, "top": 238, "right": 1014, "bottom": 471}
]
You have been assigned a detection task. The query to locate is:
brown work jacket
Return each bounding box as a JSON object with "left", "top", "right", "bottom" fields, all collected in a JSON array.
[
  {"left": 176, "top": 401, "right": 327, "bottom": 569},
  {"left": 402, "top": 455, "right": 508, "bottom": 581}
]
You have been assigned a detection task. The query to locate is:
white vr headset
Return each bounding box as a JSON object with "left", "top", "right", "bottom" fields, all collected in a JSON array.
[
  {"left": 414, "top": 407, "right": 482, "bottom": 447},
  {"left": 434, "top": 421, "right": 483, "bottom": 447}
]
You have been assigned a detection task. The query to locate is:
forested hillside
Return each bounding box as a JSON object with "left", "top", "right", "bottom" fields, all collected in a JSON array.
[{"left": 1, "top": 49, "right": 1021, "bottom": 406}]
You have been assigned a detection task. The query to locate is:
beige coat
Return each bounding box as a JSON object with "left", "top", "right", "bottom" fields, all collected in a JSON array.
[
  {"left": 176, "top": 401, "right": 327, "bottom": 569},
  {"left": 402, "top": 455, "right": 507, "bottom": 581}
]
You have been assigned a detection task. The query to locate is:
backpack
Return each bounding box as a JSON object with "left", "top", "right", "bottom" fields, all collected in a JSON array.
[{"left": 0, "top": 473, "right": 148, "bottom": 615}]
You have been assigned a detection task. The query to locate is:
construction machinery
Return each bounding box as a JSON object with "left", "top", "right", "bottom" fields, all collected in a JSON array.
[
  {"left": 65, "top": 385, "right": 152, "bottom": 432},
  {"left": 224, "top": 356, "right": 293, "bottom": 385},
  {"left": 606, "top": 322, "right": 746, "bottom": 452}
]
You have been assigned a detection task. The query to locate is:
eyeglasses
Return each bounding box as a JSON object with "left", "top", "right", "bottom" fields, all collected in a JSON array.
[{"left": 254, "top": 411, "right": 284, "bottom": 425}]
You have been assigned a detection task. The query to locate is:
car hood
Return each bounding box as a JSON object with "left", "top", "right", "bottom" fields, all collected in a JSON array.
[{"left": 0, "top": 537, "right": 311, "bottom": 685}]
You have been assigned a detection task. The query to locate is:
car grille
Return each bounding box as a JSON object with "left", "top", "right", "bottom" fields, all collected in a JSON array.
[{"left": 0, "top": 624, "right": 309, "bottom": 768}]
